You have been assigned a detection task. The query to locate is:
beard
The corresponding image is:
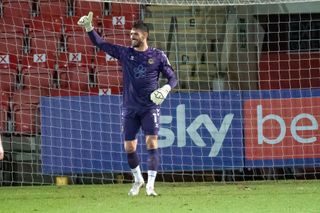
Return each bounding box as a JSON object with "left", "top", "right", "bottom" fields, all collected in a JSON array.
[{"left": 131, "top": 39, "right": 143, "bottom": 48}]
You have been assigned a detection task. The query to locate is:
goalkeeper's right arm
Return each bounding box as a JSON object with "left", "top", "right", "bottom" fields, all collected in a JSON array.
[{"left": 77, "top": 12, "right": 125, "bottom": 60}]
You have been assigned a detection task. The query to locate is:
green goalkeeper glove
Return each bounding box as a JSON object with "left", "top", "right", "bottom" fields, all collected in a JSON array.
[
  {"left": 77, "top": 11, "right": 94, "bottom": 32},
  {"left": 150, "top": 84, "right": 171, "bottom": 105}
]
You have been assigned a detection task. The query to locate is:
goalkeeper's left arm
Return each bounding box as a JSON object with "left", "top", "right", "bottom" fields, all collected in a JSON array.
[{"left": 150, "top": 65, "right": 177, "bottom": 105}]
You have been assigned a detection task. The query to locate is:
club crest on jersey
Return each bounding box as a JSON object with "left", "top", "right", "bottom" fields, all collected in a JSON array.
[{"left": 148, "top": 58, "right": 154, "bottom": 64}]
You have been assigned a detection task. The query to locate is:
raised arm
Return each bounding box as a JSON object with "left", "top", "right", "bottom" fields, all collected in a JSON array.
[{"left": 78, "top": 11, "right": 127, "bottom": 60}]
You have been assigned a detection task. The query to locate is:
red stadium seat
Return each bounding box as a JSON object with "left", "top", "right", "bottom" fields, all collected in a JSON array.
[
  {"left": 57, "top": 34, "right": 94, "bottom": 68},
  {"left": 21, "top": 67, "right": 53, "bottom": 92},
  {"left": 0, "top": 37, "right": 22, "bottom": 94},
  {"left": 20, "top": 34, "right": 57, "bottom": 91},
  {"left": 0, "top": 34, "right": 24, "bottom": 56},
  {"left": 37, "top": 0, "right": 68, "bottom": 18},
  {"left": 95, "top": 66, "right": 123, "bottom": 94},
  {"left": 0, "top": 54, "right": 18, "bottom": 95},
  {"left": 0, "top": 17, "right": 26, "bottom": 34},
  {"left": 0, "top": 93, "right": 9, "bottom": 133},
  {"left": 12, "top": 88, "right": 48, "bottom": 134},
  {"left": 0, "top": 37, "right": 20, "bottom": 95},
  {"left": 110, "top": 3, "right": 139, "bottom": 30},
  {"left": 2, "top": 0, "right": 31, "bottom": 19},
  {"left": 75, "top": 0, "right": 104, "bottom": 17},
  {"left": 27, "top": 34, "right": 59, "bottom": 63},
  {"left": 12, "top": 88, "right": 47, "bottom": 105},
  {"left": 27, "top": 18, "right": 62, "bottom": 36},
  {"left": 63, "top": 16, "right": 85, "bottom": 33},
  {"left": 111, "top": 3, "right": 140, "bottom": 17},
  {"left": 66, "top": 34, "right": 95, "bottom": 60},
  {"left": 13, "top": 104, "right": 40, "bottom": 134},
  {"left": 58, "top": 65, "right": 90, "bottom": 93}
]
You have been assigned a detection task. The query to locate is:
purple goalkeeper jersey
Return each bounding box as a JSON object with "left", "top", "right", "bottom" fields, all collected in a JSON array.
[{"left": 88, "top": 30, "right": 177, "bottom": 110}]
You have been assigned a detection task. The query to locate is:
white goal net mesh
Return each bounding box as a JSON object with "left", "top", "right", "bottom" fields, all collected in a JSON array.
[{"left": 0, "top": 0, "right": 320, "bottom": 185}]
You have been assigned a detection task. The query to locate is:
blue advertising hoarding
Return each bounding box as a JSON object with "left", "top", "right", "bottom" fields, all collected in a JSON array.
[
  {"left": 40, "top": 92, "right": 244, "bottom": 174},
  {"left": 41, "top": 89, "right": 320, "bottom": 175}
]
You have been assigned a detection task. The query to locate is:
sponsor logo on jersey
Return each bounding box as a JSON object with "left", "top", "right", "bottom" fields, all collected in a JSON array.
[{"left": 148, "top": 58, "right": 154, "bottom": 64}]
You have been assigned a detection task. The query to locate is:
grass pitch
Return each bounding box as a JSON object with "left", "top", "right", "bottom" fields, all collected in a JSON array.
[{"left": 0, "top": 180, "right": 319, "bottom": 213}]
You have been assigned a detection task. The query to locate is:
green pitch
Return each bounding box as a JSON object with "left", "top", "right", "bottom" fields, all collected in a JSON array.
[{"left": 0, "top": 180, "right": 319, "bottom": 213}]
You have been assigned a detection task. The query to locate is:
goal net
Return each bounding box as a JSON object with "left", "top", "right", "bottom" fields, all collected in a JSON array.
[{"left": 0, "top": 0, "right": 320, "bottom": 185}]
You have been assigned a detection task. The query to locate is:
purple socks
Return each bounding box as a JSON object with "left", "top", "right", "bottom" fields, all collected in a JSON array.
[
  {"left": 127, "top": 151, "right": 140, "bottom": 169},
  {"left": 147, "top": 149, "right": 159, "bottom": 171}
]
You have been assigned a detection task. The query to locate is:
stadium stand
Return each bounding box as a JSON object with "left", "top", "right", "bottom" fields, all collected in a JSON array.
[
  {"left": 36, "top": 0, "right": 68, "bottom": 18},
  {"left": 57, "top": 34, "right": 94, "bottom": 93}
]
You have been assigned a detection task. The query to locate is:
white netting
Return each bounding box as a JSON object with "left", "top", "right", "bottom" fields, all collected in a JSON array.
[
  {"left": 100, "top": 0, "right": 320, "bottom": 6},
  {"left": 0, "top": 0, "right": 320, "bottom": 186}
]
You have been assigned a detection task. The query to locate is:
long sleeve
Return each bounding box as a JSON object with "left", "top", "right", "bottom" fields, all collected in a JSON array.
[
  {"left": 87, "top": 30, "right": 127, "bottom": 60},
  {"left": 160, "top": 52, "right": 177, "bottom": 89}
]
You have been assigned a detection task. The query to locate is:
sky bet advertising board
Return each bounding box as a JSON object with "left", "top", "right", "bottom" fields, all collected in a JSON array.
[{"left": 40, "top": 90, "right": 320, "bottom": 174}]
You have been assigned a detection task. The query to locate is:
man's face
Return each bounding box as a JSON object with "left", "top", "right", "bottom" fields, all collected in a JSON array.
[{"left": 130, "top": 28, "right": 147, "bottom": 48}]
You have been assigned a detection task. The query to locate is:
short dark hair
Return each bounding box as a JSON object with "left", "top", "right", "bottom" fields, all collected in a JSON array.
[{"left": 132, "top": 20, "right": 149, "bottom": 34}]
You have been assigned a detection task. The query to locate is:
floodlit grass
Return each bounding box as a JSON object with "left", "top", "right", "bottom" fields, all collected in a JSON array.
[{"left": 0, "top": 180, "right": 319, "bottom": 213}]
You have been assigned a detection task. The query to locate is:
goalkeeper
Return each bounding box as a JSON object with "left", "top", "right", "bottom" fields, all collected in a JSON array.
[{"left": 78, "top": 12, "right": 177, "bottom": 196}]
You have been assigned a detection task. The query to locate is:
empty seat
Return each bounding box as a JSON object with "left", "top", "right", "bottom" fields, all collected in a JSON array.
[
  {"left": 27, "top": 34, "right": 59, "bottom": 62},
  {"left": 13, "top": 104, "right": 40, "bottom": 134},
  {"left": 30, "top": 32, "right": 59, "bottom": 59},
  {"left": 37, "top": 0, "right": 68, "bottom": 18},
  {"left": 12, "top": 88, "right": 48, "bottom": 134},
  {"left": 0, "top": 54, "right": 18, "bottom": 95},
  {"left": 21, "top": 67, "right": 53, "bottom": 92},
  {"left": 95, "top": 66, "right": 123, "bottom": 94},
  {"left": 27, "top": 18, "right": 62, "bottom": 37},
  {"left": 0, "top": 93, "right": 9, "bottom": 133},
  {"left": 57, "top": 34, "right": 94, "bottom": 66},
  {"left": 12, "top": 88, "right": 46, "bottom": 105},
  {"left": 21, "top": 35, "right": 57, "bottom": 91},
  {"left": 0, "top": 17, "right": 26, "bottom": 34},
  {"left": 110, "top": 3, "right": 139, "bottom": 29},
  {"left": 2, "top": 0, "right": 31, "bottom": 19},
  {"left": 67, "top": 34, "right": 95, "bottom": 55},
  {"left": 57, "top": 33, "right": 94, "bottom": 91},
  {"left": 58, "top": 65, "right": 90, "bottom": 93},
  {"left": 0, "top": 34, "right": 24, "bottom": 56},
  {"left": 75, "top": 0, "right": 104, "bottom": 17},
  {"left": 111, "top": 3, "right": 140, "bottom": 16}
]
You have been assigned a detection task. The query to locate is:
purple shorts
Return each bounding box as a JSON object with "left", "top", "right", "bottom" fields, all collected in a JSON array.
[{"left": 122, "top": 108, "right": 160, "bottom": 141}]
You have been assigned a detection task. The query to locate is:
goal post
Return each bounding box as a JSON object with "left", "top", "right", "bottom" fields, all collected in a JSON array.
[{"left": 0, "top": 0, "right": 320, "bottom": 185}]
